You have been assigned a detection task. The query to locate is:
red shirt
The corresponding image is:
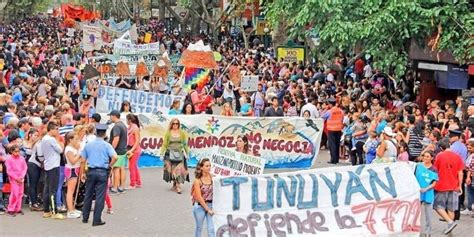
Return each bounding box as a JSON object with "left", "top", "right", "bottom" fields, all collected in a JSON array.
[
  {"left": 354, "top": 59, "right": 365, "bottom": 74},
  {"left": 433, "top": 150, "right": 463, "bottom": 192}
]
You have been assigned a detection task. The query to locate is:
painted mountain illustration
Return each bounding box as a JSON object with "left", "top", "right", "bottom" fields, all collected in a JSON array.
[
  {"left": 220, "top": 124, "right": 253, "bottom": 135},
  {"left": 245, "top": 120, "right": 264, "bottom": 130},
  {"left": 188, "top": 126, "right": 207, "bottom": 135}
]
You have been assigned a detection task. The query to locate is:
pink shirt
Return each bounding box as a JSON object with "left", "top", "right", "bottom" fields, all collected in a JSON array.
[
  {"left": 127, "top": 123, "right": 141, "bottom": 154},
  {"left": 5, "top": 155, "right": 27, "bottom": 181},
  {"left": 397, "top": 151, "right": 409, "bottom": 161}
]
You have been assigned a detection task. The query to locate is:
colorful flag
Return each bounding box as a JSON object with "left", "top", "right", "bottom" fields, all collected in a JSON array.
[{"left": 183, "top": 67, "right": 210, "bottom": 91}]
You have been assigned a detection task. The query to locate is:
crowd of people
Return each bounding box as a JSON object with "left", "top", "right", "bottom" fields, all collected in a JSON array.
[{"left": 0, "top": 14, "right": 472, "bottom": 236}]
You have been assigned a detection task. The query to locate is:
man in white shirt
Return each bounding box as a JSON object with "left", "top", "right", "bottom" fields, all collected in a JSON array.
[
  {"left": 363, "top": 63, "right": 373, "bottom": 79},
  {"left": 300, "top": 97, "right": 320, "bottom": 118},
  {"left": 41, "top": 122, "right": 65, "bottom": 219}
]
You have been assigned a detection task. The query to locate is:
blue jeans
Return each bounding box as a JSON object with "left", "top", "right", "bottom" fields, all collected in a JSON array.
[
  {"left": 193, "top": 203, "right": 215, "bottom": 237},
  {"left": 56, "top": 166, "right": 65, "bottom": 207},
  {"left": 466, "top": 182, "right": 474, "bottom": 211}
]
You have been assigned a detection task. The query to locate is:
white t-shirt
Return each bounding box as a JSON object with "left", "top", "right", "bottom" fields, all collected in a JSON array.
[
  {"left": 326, "top": 73, "right": 334, "bottom": 82},
  {"left": 364, "top": 64, "right": 373, "bottom": 78},
  {"left": 300, "top": 103, "right": 320, "bottom": 118},
  {"left": 223, "top": 81, "right": 235, "bottom": 100},
  {"left": 65, "top": 146, "right": 80, "bottom": 169}
]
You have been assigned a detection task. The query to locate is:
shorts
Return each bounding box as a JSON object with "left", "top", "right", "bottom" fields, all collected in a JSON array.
[
  {"left": 433, "top": 191, "right": 459, "bottom": 212},
  {"left": 113, "top": 154, "right": 127, "bottom": 168},
  {"left": 64, "top": 167, "right": 79, "bottom": 181}
]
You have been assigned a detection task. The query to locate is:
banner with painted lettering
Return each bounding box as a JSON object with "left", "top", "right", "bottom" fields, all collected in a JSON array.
[
  {"left": 211, "top": 147, "right": 265, "bottom": 176},
  {"left": 96, "top": 86, "right": 184, "bottom": 114},
  {"left": 82, "top": 25, "right": 104, "bottom": 52},
  {"left": 212, "top": 162, "right": 421, "bottom": 236},
  {"left": 137, "top": 114, "right": 323, "bottom": 169},
  {"left": 241, "top": 75, "right": 259, "bottom": 92},
  {"left": 113, "top": 40, "right": 160, "bottom": 55}
]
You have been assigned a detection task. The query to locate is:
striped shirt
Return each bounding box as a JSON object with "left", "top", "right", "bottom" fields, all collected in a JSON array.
[{"left": 59, "top": 124, "right": 74, "bottom": 137}]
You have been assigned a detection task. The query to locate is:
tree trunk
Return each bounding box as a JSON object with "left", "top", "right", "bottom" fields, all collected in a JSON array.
[
  {"left": 191, "top": 14, "right": 201, "bottom": 36},
  {"left": 158, "top": 0, "right": 165, "bottom": 21},
  {"left": 272, "top": 18, "right": 289, "bottom": 47}
]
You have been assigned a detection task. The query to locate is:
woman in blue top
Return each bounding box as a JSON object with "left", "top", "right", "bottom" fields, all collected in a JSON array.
[
  {"left": 168, "top": 100, "right": 182, "bottom": 115},
  {"left": 239, "top": 96, "right": 253, "bottom": 116}
]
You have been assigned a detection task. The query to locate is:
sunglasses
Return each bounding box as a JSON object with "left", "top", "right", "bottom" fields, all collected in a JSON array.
[{"left": 172, "top": 123, "right": 179, "bottom": 125}]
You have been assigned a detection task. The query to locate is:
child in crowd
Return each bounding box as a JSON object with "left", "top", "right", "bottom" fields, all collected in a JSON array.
[
  {"left": 397, "top": 141, "right": 409, "bottom": 161},
  {"left": 415, "top": 151, "right": 438, "bottom": 236},
  {"left": 5, "top": 144, "right": 27, "bottom": 216},
  {"left": 364, "top": 131, "right": 379, "bottom": 164}
]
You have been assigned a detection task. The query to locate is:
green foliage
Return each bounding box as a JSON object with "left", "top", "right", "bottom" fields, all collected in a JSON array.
[{"left": 266, "top": 0, "right": 474, "bottom": 77}]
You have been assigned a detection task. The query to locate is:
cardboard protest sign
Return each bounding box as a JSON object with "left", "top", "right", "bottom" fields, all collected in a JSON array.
[
  {"left": 240, "top": 75, "right": 259, "bottom": 92},
  {"left": 210, "top": 147, "right": 265, "bottom": 176},
  {"left": 96, "top": 86, "right": 184, "bottom": 114},
  {"left": 276, "top": 46, "right": 306, "bottom": 64},
  {"left": 213, "top": 162, "right": 421, "bottom": 236}
]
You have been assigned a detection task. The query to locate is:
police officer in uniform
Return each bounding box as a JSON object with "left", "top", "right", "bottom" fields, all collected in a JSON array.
[
  {"left": 80, "top": 124, "right": 117, "bottom": 226},
  {"left": 322, "top": 97, "right": 344, "bottom": 164}
]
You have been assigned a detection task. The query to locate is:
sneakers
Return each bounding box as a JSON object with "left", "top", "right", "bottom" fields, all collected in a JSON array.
[
  {"left": 109, "top": 188, "right": 118, "bottom": 194},
  {"left": 460, "top": 209, "right": 472, "bottom": 215},
  {"left": 107, "top": 208, "right": 114, "bottom": 214},
  {"left": 67, "top": 211, "right": 81, "bottom": 219},
  {"left": 57, "top": 205, "right": 67, "bottom": 213},
  {"left": 443, "top": 221, "right": 458, "bottom": 235},
  {"left": 0, "top": 208, "right": 5, "bottom": 215},
  {"left": 118, "top": 187, "right": 126, "bottom": 194},
  {"left": 30, "top": 203, "right": 43, "bottom": 212},
  {"left": 51, "top": 213, "right": 66, "bottom": 220},
  {"left": 6, "top": 211, "right": 16, "bottom": 217},
  {"left": 43, "top": 212, "right": 52, "bottom": 218}
]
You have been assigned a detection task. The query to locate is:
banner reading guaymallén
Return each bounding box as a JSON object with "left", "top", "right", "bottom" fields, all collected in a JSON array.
[
  {"left": 211, "top": 147, "right": 265, "bottom": 176},
  {"left": 137, "top": 114, "right": 323, "bottom": 169},
  {"left": 96, "top": 86, "right": 184, "bottom": 114},
  {"left": 212, "top": 162, "right": 421, "bottom": 236}
]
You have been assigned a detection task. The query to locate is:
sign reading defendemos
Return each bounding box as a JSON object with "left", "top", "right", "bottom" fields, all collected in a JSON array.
[
  {"left": 96, "top": 86, "right": 184, "bottom": 114},
  {"left": 213, "top": 162, "right": 421, "bottom": 236},
  {"left": 276, "top": 46, "right": 306, "bottom": 64},
  {"left": 211, "top": 147, "right": 265, "bottom": 176}
]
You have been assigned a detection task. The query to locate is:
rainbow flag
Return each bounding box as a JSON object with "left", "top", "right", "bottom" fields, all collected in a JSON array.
[{"left": 183, "top": 67, "right": 210, "bottom": 91}]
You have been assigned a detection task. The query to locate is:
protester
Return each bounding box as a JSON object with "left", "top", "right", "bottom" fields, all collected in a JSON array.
[
  {"left": 463, "top": 138, "right": 474, "bottom": 217},
  {"left": 191, "top": 158, "right": 214, "bottom": 237},
  {"left": 108, "top": 110, "right": 128, "bottom": 194},
  {"left": 322, "top": 97, "right": 344, "bottom": 164},
  {"left": 415, "top": 151, "right": 438, "bottom": 236},
  {"left": 126, "top": 114, "right": 142, "bottom": 189},
  {"left": 433, "top": 139, "right": 464, "bottom": 234},
  {"left": 160, "top": 118, "right": 190, "bottom": 194},
  {"left": 64, "top": 132, "right": 82, "bottom": 219},
  {"left": 5, "top": 144, "right": 27, "bottom": 216}
]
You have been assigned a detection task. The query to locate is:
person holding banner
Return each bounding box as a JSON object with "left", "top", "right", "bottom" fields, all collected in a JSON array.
[
  {"left": 191, "top": 158, "right": 215, "bottom": 237},
  {"left": 160, "top": 118, "right": 190, "bottom": 194}
]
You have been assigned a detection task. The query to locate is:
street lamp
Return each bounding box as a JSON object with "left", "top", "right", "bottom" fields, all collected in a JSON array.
[{"left": 263, "top": 27, "right": 270, "bottom": 49}]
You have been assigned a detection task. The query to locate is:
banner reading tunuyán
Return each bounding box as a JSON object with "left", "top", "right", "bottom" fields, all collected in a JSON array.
[
  {"left": 137, "top": 114, "right": 323, "bottom": 169},
  {"left": 211, "top": 147, "right": 265, "bottom": 176},
  {"left": 212, "top": 162, "right": 421, "bottom": 236},
  {"left": 96, "top": 86, "right": 184, "bottom": 114}
]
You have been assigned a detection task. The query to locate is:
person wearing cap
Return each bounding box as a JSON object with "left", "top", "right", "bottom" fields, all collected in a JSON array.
[
  {"left": 108, "top": 110, "right": 128, "bottom": 194},
  {"left": 322, "top": 97, "right": 344, "bottom": 164},
  {"left": 449, "top": 130, "right": 468, "bottom": 164},
  {"left": 433, "top": 138, "right": 464, "bottom": 234},
  {"left": 375, "top": 127, "right": 398, "bottom": 163},
  {"left": 80, "top": 123, "right": 117, "bottom": 226}
]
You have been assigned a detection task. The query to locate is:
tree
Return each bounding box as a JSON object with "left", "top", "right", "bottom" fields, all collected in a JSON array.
[{"left": 266, "top": 0, "right": 474, "bottom": 76}]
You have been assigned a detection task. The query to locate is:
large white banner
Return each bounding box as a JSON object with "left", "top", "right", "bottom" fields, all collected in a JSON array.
[
  {"left": 211, "top": 147, "right": 265, "bottom": 176},
  {"left": 213, "top": 162, "right": 421, "bottom": 236},
  {"left": 96, "top": 86, "right": 184, "bottom": 114},
  {"left": 113, "top": 41, "right": 160, "bottom": 55}
]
